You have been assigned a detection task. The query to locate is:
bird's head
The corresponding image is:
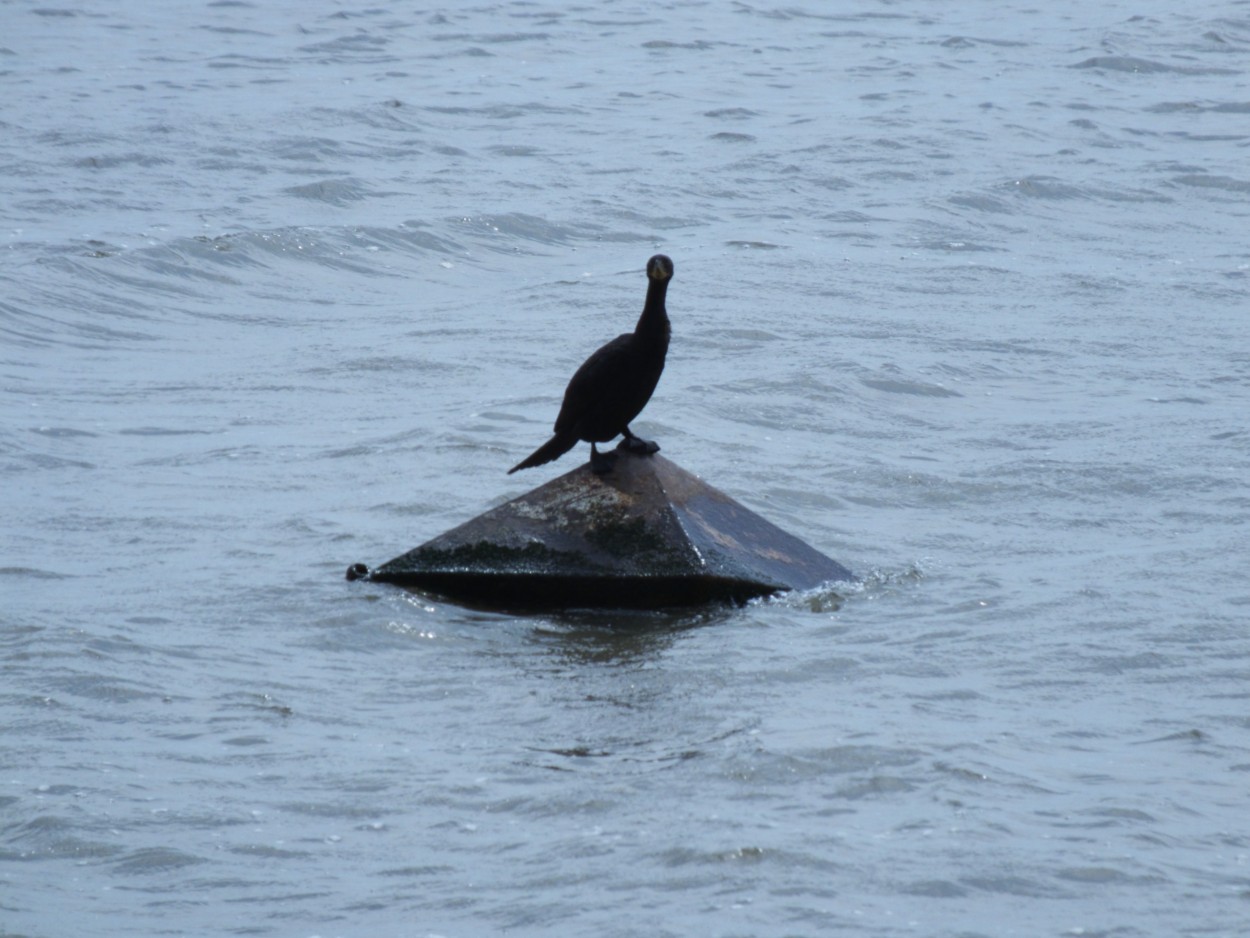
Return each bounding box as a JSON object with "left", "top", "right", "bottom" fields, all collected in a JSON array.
[{"left": 647, "top": 254, "right": 674, "bottom": 282}]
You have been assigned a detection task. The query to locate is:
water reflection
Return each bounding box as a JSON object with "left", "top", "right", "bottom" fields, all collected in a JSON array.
[{"left": 528, "top": 603, "right": 738, "bottom": 666}]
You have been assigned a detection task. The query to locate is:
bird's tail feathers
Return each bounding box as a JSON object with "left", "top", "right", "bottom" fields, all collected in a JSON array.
[{"left": 507, "top": 432, "right": 579, "bottom": 474}]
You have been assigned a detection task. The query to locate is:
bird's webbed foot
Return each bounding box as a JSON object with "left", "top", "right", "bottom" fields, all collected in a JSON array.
[
  {"left": 619, "top": 428, "right": 660, "bottom": 456},
  {"left": 590, "top": 444, "right": 618, "bottom": 474}
]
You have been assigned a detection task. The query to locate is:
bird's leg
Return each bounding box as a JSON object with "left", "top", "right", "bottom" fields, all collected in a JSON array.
[
  {"left": 590, "top": 442, "right": 618, "bottom": 474},
  {"left": 619, "top": 427, "right": 660, "bottom": 456}
]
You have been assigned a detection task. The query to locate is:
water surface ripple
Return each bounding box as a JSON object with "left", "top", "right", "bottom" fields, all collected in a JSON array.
[{"left": 3, "top": 2, "right": 1249, "bottom": 936}]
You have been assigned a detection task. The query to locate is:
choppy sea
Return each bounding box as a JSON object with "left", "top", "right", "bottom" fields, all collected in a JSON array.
[{"left": 3, "top": 2, "right": 1250, "bottom": 935}]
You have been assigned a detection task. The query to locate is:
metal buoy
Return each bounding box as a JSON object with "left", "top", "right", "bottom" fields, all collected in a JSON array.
[{"left": 355, "top": 449, "right": 853, "bottom": 610}]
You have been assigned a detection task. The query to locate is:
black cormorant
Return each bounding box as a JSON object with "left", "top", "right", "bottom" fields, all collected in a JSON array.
[{"left": 508, "top": 254, "right": 673, "bottom": 474}]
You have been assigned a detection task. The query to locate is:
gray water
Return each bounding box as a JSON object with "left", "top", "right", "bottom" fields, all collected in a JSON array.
[{"left": 3, "top": 1, "right": 1250, "bottom": 936}]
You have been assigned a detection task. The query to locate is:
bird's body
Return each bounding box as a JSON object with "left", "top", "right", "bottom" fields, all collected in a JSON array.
[{"left": 508, "top": 254, "right": 673, "bottom": 474}]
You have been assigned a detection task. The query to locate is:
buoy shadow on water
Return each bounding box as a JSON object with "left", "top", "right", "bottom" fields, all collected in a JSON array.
[{"left": 348, "top": 448, "right": 854, "bottom": 613}]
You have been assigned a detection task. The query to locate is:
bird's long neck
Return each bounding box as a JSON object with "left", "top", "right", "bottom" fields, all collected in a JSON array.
[{"left": 634, "top": 277, "right": 671, "bottom": 348}]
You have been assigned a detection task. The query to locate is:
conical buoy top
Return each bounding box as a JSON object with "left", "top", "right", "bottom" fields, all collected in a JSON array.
[{"left": 358, "top": 448, "right": 853, "bottom": 610}]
